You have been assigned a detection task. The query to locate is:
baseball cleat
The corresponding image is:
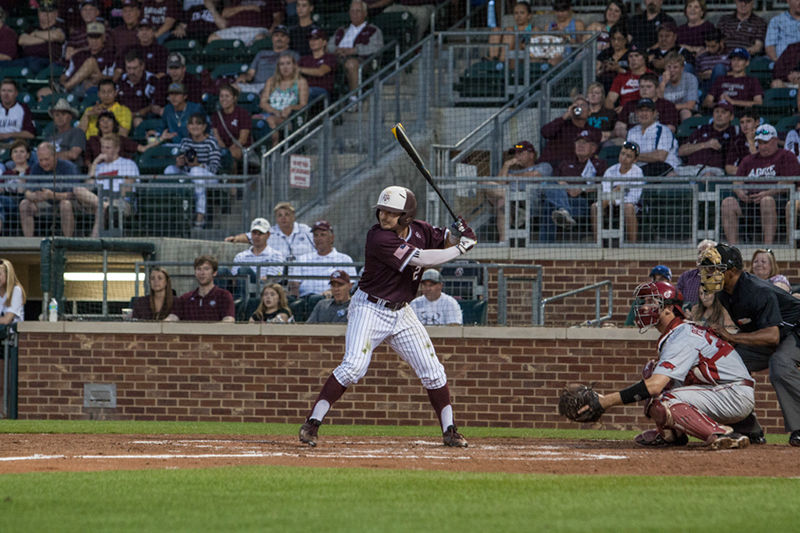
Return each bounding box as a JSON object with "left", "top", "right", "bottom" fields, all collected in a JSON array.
[
  {"left": 790, "top": 430, "right": 800, "bottom": 447},
  {"left": 443, "top": 425, "right": 468, "bottom": 447},
  {"left": 708, "top": 432, "right": 750, "bottom": 450},
  {"left": 747, "top": 431, "right": 767, "bottom": 445},
  {"left": 634, "top": 429, "right": 688, "bottom": 447},
  {"left": 299, "top": 418, "right": 321, "bottom": 447}
]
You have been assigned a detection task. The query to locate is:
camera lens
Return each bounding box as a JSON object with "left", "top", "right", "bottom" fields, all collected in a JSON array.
[{"left": 573, "top": 106, "right": 583, "bottom": 116}]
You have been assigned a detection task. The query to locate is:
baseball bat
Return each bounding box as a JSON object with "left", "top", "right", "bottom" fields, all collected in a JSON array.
[{"left": 392, "top": 122, "right": 459, "bottom": 222}]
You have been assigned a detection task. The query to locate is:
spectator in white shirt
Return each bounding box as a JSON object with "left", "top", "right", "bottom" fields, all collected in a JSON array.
[
  {"left": 328, "top": 0, "right": 383, "bottom": 106},
  {"left": 411, "top": 269, "right": 463, "bottom": 326},
  {"left": 268, "top": 201, "right": 315, "bottom": 261},
  {"left": 625, "top": 97, "right": 680, "bottom": 176},
  {"left": 592, "top": 140, "right": 645, "bottom": 243},
  {"left": 231, "top": 217, "right": 285, "bottom": 281},
  {"left": 0, "top": 258, "right": 25, "bottom": 325},
  {"left": 289, "top": 220, "right": 358, "bottom": 297}
]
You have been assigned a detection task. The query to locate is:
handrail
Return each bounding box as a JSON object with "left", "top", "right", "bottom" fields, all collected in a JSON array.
[{"left": 539, "top": 280, "right": 613, "bottom": 327}]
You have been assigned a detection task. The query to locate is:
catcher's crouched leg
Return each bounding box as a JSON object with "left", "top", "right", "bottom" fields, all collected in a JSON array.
[{"left": 647, "top": 399, "right": 731, "bottom": 445}]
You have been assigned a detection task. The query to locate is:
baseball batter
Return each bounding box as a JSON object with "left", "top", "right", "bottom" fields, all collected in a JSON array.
[
  {"left": 299, "top": 186, "right": 477, "bottom": 447},
  {"left": 575, "top": 281, "right": 755, "bottom": 449}
]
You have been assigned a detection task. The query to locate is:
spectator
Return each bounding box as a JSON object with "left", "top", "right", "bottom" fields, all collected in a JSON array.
[
  {"left": 84, "top": 111, "right": 146, "bottom": 166},
  {"left": 647, "top": 21, "right": 691, "bottom": 74},
  {"left": 716, "top": 0, "right": 766, "bottom": 57},
  {"left": 625, "top": 98, "right": 680, "bottom": 176},
  {"left": 46, "top": 98, "right": 86, "bottom": 167},
  {"left": 288, "top": 0, "right": 316, "bottom": 57},
  {"left": 702, "top": 48, "right": 763, "bottom": 113},
  {"left": 329, "top": 0, "right": 384, "bottom": 106},
  {"left": 152, "top": 53, "right": 203, "bottom": 110},
  {"left": 628, "top": 0, "right": 676, "bottom": 50},
  {"left": 587, "top": 0, "right": 627, "bottom": 52},
  {"left": 19, "top": 142, "right": 80, "bottom": 237},
  {"left": 692, "top": 285, "right": 737, "bottom": 333},
  {"left": 61, "top": 21, "right": 116, "bottom": 96},
  {"left": 750, "top": 248, "right": 792, "bottom": 293},
  {"left": 605, "top": 45, "right": 650, "bottom": 112},
  {"left": 164, "top": 113, "right": 222, "bottom": 227},
  {"left": 616, "top": 73, "right": 678, "bottom": 138},
  {"left": 410, "top": 269, "right": 462, "bottom": 326},
  {"left": 141, "top": 0, "right": 180, "bottom": 43},
  {"left": 487, "top": 0, "right": 534, "bottom": 63},
  {"left": 722, "top": 124, "right": 800, "bottom": 244},
  {"left": 256, "top": 51, "right": 309, "bottom": 147},
  {"left": 115, "top": 51, "right": 158, "bottom": 128},
  {"left": 693, "top": 27, "right": 728, "bottom": 98},
  {"left": 76, "top": 133, "right": 140, "bottom": 237},
  {"left": 649, "top": 264, "right": 672, "bottom": 282},
  {"left": 0, "top": 79, "right": 35, "bottom": 149},
  {"left": 725, "top": 107, "right": 759, "bottom": 175},
  {"left": 131, "top": 266, "right": 174, "bottom": 320},
  {"left": 269, "top": 201, "right": 315, "bottom": 260},
  {"left": 64, "top": 0, "right": 105, "bottom": 63},
  {"left": 173, "top": 0, "right": 226, "bottom": 41},
  {"left": 157, "top": 82, "right": 205, "bottom": 143},
  {"left": 289, "top": 220, "right": 358, "bottom": 298},
  {"left": 659, "top": 52, "right": 698, "bottom": 122},
  {"left": 0, "top": 140, "right": 28, "bottom": 235},
  {"left": 765, "top": 0, "right": 800, "bottom": 62},
  {"left": 207, "top": 0, "right": 283, "bottom": 46},
  {"left": 235, "top": 25, "right": 295, "bottom": 95},
  {"left": 17, "top": 1, "right": 66, "bottom": 74},
  {"left": 592, "top": 140, "right": 644, "bottom": 243},
  {"left": 383, "top": 0, "right": 436, "bottom": 43},
  {"left": 166, "top": 255, "right": 235, "bottom": 322},
  {"left": 596, "top": 23, "right": 629, "bottom": 94},
  {"left": 120, "top": 17, "right": 168, "bottom": 79},
  {"left": 0, "top": 258, "right": 25, "bottom": 324},
  {"left": 249, "top": 283, "right": 293, "bottom": 323},
  {"left": 108, "top": 0, "right": 142, "bottom": 67},
  {"left": 307, "top": 270, "right": 353, "bottom": 323},
  {"left": 79, "top": 78, "right": 133, "bottom": 139},
  {"left": 586, "top": 82, "right": 616, "bottom": 143},
  {"left": 540, "top": 95, "right": 598, "bottom": 168},
  {"left": 771, "top": 40, "right": 800, "bottom": 88},
  {"left": 211, "top": 83, "right": 252, "bottom": 172},
  {"left": 676, "top": 238, "right": 716, "bottom": 307},
  {"left": 0, "top": 8, "right": 18, "bottom": 64},
  {"left": 677, "top": 101, "right": 736, "bottom": 177},
  {"left": 299, "top": 27, "right": 337, "bottom": 102},
  {"left": 232, "top": 217, "right": 285, "bottom": 281},
  {"left": 677, "top": 0, "right": 714, "bottom": 56}
]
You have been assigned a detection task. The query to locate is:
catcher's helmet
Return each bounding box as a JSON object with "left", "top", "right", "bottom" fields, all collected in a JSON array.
[
  {"left": 633, "top": 281, "right": 684, "bottom": 332},
  {"left": 698, "top": 243, "right": 742, "bottom": 293},
  {"left": 374, "top": 186, "right": 417, "bottom": 227}
]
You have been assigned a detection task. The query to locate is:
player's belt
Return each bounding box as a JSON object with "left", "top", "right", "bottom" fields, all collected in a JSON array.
[
  {"left": 366, "top": 294, "right": 406, "bottom": 311},
  {"left": 742, "top": 379, "right": 755, "bottom": 388}
]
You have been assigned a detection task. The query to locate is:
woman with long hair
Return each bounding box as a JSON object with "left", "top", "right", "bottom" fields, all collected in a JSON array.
[
  {"left": 0, "top": 258, "right": 26, "bottom": 324},
  {"left": 750, "top": 248, "right": 792, "bottom": 293},
  {"left": 595, "top": 23, "right": 629, "bottom": 93},
  {"left": 588, "top": 0, "right": 627, "bottom": 51},
  {"left": 487, "top": 1, "right": 535, "bottom": 62},
  {"left": 84, "top": 111, "right": 144, "bottom": 165},
  {"left": 677, "top": 0, "right": 715, "bottom": 55},
  {"left": 257, "top": 51, "right": 309, "bottom": 147},
  {"left": 250, "top": 283, "right": 293, "bottom": 323},
  {"left": 131, "top": 267, "right": 175, "bottom": 320},
  {"left": 691, "top": 286, "right": 737, "bottom": 333},
  {"left": 211, "top": 83, "right": 252, "bottom": 172}
]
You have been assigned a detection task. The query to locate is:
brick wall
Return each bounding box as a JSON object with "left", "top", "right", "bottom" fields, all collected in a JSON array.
[{"left": 15, "top": 323, "right": 787, "bottom": 434}]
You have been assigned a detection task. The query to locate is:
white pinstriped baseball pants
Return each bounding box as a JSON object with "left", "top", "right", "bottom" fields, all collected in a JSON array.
[
  {"left": 332, "top": 289, "right": 448, "bottom": 389},
  {"left": 661, "top": 382, "right": 755, "bottom": 424}
]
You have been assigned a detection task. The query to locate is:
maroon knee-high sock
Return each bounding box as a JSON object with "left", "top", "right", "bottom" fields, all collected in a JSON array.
[
  {"left": 426, "top": 384, "right": 452, "bottom": 427},
  {"left": 306, "top": 374, "right": 347, "bottom": 421}
]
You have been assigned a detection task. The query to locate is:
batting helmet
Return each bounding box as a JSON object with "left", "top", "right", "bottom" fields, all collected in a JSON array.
[
  {"left": 374, "top": 186, "right": 417, "bottom": 227},
  {"left": 633, "top": 281, "right": 684, "bottom": 332},
  {"left": 649, "top": 265, "right": 672, "bottom": 281}
]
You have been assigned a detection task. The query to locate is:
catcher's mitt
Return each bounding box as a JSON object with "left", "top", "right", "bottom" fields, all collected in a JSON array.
[{"left": 558, "top": 384, "right": 605, "bottom": 423}]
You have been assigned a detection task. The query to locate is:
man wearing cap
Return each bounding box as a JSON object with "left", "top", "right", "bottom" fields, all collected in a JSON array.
[
  {"left": 120, "top": 17, "right": 168, "bottom": 79},
  {"left": 627, "top": 0, "right": 677, "bottom": 50},
  {"left": 540, "top": 95, "right": 599, "bottom": 169},
  {"left": 208, "top": 0, "right": 284, "bottom": 46},
  {"left": 765, "top": 0, "right": 800, "bottom": 62},
  {"left": 157, "top": 82, "right": 205, "bottom": 143},
  {"left": 61, "top": 21, "right": 116, "bottom": 95},
  {"left": 288, "top": 0, "right": 316, "bottom": 57},
  {"left": 677, "top": 101, "right": 737, "bottom": 177},
  {"left": 236, "top": 25, "right": 296, "bottom": 95},
  {"left": 616, "top": 72, "right": 678, "bottom": 138},
  {"left": 410, "top": 269, "right": 462, "bottom": 326},
  {"left": 45, "top": 98, "right": 86, "bottom": 166},
  {"left": 702, "top": 48, "right": 763, "bottom": 112},
  {"left": 232, "top": 217, "right": 286, "bottom": 281},
  {"left": 64, "top": 0, "right": 106, "bottom": 62},
  {"left": 17, "top": 1, "right": 66, "bottom": 74},
  {"left": 109, "top": 0, "right": 142, "bottom": 65},
  {"left": 79, "top": 78, "right": 132, "bottom": 139},
  {"left": 625, "top": 98, "right": 680, "bottom": 176},
  {"left": 299, "top": 27, "right": 337, "bottom": 102},
  {"left": 306, "top": 270, "right": 353, "bottom": 324},
  {"left": 0, "top": 79, "right": 35, "bottom": 148},
  {"left": 289, "top": 220, "right": 357, "bottom": 298},
  {"left": 152, "top": 52, "right": 202, "bottom": 110},
  {"left": 329, "top": 0, "right": 384, "bottom": 104},
  {"left": 722, "top": 123, "right": 800, "bottom": 244},
  {"left": 605, "top": 45, "right": 652, "bottom": 112},
  {"left": 116, "top": 51, "right": 159, "bottom": 128},
  {"left": 647, "top": 21, "right": 692, "bottom": 74},
  {"left": 649, "top": 264, "right": 672, "bottom": 282},
  {"left": 717, "top": 0, "right": 766, "bottom": 57}
]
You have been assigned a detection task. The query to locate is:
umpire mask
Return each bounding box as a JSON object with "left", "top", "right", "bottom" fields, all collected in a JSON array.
[{"left": 699, "top": 247, "right": 726, "bottom": 293}]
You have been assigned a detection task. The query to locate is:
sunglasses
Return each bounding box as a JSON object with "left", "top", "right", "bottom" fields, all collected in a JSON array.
[
  {"left": 755, "top": 128, "right": 774, "bottom": 138},
  {"left": 622, "top": 141, "right": 640, "bottom": 155}
]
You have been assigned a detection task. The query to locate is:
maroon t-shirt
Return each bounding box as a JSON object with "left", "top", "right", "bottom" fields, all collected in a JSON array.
[
  {"left": 773, "top": 42, "right": 800, "bottom": 82},
  {"left": 174, "top": 285, "right": 235, "bottom": 321},
  {"left": 211, "top": 106, "right": 252, "bottom": 148},
  {"left": 709, "top": 75, "right": 763, "bottom": 104},
  {"left": 726, "top": 133, "right": 756, "bottom": 169},
  {"left": 184, "top": 5, "right": 220, "bottom": 40},
  {"left": 225, "top": 0, "right": 284, "bottom": 28},
  {"left": 736, "top": 149, "right": 800, "bottom": 183},
  {"left": 141, "top": 0, "right": 181, "bottom": 27},
  {"left": 108, "top": 24, "right": 139, "bottom": 62},
  {"left": 66, "top": 48, "right": 117, "bottom": 79},
  {"left": 21, "top": 23, "right": 65, "bottom": 59},
  {"left": 619, "top": 98, "right": 679, "bottom": 130},
  {"left": 677, "top": 21, "right": 715, "bottom": 49},
  {"left": 0, "top": 24, "right": 18, "bottom": 60},
  {"left": 685, "top": 123, "right": 738, "bottom": 168},
  {"left": 358, "top": 220, "right": 447, "bottom": 304},
  {"left": 117, "top": 72, "right": 158, "bottom": 114},
  {"left": 129, "top": 42, "right": 168, "bottom": 75},
  {"left": 539, "top": 117, "right": 601, "bottom": 166},
  {"left": 298, "top": 53, "right": 337, "bottom": 93},
  {"left": 556, "top": 156, "right": 608, "bottom": 178}
]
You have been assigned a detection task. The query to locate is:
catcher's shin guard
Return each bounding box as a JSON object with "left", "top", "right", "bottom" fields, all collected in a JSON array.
[{"left": 648, "top": 400, "right": 730, "bottom": 444}]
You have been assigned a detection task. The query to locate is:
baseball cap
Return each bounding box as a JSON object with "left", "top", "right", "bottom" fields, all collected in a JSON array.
[
  {"left": 138, "top": 17, "right": 154, "bottom": 28},
  {"left": 714, "top": 100, "right": 734, "bottom": 113},
  {"left": 627, "top": 44, "right": 643, "bottom": 56},
  {"left": 649, "top": 265, "right": 672, "bottom": 281},
  {"left": 167, "top": 52, "right": 186, "bottom": 68},
  {"left": 312, "top": 220, "right": 332, "bottom": 232},
  {"left": 272, "top": 25, "right": 290, "bottom": 36},
  {"left": 329, "top": 270, "right": 351, "bottom": 285},
  {"left": 250, "top": 217, "right": 271, "bottom": 234},
  {"left": 575, "top": 128, "right": 601, "bottom": 144},
  {"left": 636, "top": 98, "right": 656, "bottom": 109},
  {"left": 729, "top": 47, "right": 750, "bottom": 60},
  {"left": 309, "top": 27, "right": 327, "bottom": 40},
  {"left": 658, "top": 21, "right": 678, "bottom": 34},
  {"left": 121, "top": 0, "right": 140, "bottom": 7},
  {"left": 86, "top": 21, "right": 105, "bottom": 36},
  {"left": 167, "top": 82, "right": 186, "bottom": 94},
  {"left": 421, "top": 269, "right": 443, "bottom": 283},
  {"left": 754, "top": 124, "right": 777, "bottom": 142},
  {"left": 508, "top": 140, "right": 536, "bottom": 154}
]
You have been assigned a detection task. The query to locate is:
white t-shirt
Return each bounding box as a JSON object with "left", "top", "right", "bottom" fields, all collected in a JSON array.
[
  {"left": 232, "top": 245, "right": 286, "bottom": 279},
  {"left": 602, "top": 163, "right": 645, "bottom": 205},
  {"left": 95, "top": 156, "right": 140, "bottom": 192},
  {"left": 0, "top": 285, "right": 25, "bottom": 323},
  {"left": 411, "top": 292, "right": 463, "bottom": 325},
  {"left": 339, "top": 22, "right": 367, "bottom": 49},
  {"left": 626, "top": 121, "right": 682, "bottom": 170},
  {"left": 290, "top": 248, "right": 358, "bottom": 297}
]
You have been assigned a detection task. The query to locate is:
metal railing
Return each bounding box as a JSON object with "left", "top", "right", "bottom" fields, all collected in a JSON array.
[{"left": 540, "top": 280, "right": 613, "bottom": 327}]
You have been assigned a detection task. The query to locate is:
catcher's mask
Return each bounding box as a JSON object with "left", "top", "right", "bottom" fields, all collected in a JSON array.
[
  {"left": 374, "top": 186, "right": 417, "bottom": 227},
  {"left": 698, "top": 243, "right": 742, "bottom": 293},
  {"left": 633, "top": 281, "right": 684, "bottom": 332}
]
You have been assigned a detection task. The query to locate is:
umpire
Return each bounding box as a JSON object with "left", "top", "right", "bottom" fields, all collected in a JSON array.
[{"left": 699, "top": 243, "right": 800, "bottom": 447}]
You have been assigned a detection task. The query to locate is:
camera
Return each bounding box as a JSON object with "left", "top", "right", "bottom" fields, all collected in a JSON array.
[
  {"left": 183, "top": 148, "right": 197, "bottom": 163},
  {"left": 573, "top": 106, "right": 583, "bottom": 116}
]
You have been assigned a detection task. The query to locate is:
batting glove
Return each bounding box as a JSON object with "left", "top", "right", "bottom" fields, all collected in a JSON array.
[
  {"left": 450, "top": 216, "right": 477, "bottom": 241},
  {"left": 456, "top": 236, "right": 477, "bottom": 254}
]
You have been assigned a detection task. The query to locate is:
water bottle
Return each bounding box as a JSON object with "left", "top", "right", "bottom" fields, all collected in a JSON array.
[
  {"left": 48, "top": 298, "right": 58, "bottom": 322},
  {"left": 487, "top": 0, "right": 497, "bottom": 29}
]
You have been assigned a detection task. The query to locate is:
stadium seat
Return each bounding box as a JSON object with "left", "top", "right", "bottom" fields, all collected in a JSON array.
[
  {"left": 676, "top": 115, "right": 710, "bottom": 140},
  {"left": 164, "top": 39, "right": 199, "bottom": 62},
  {"left": 321, "top": 12, "right": 351, "bottom": 36},
  {"left": 202, "top": 39, "right": 248, "bottom": 62},
  {"left": 246, "top": 37, "right": 272, "bottom": 56},
  {"left": 761, "top": 87, "right": 798, "bottom": 124},
  {"left": 639, "top": 188, "right": 694, "bottom": 244},
  {"left": 776, "top": 115, "right": 800, "bottom": 134},
  {"left": 137, "top": 144, "right": 179, "bottom": 174},
  {"left": 237, "top": 91, "right": 261, "bottom": 113},
  {"left": 746, "top": 55, "right": 774, "bottom": 92},
  {"left": 454, "top": 60, "right": 505, "bottom": 99},
  {"left": 459, "top": 299, "right": 488, "bottom": 325},
  {"left": 133, "top": 182, "right": 195, "bottom": 238},
  {"left": 132, "top": 118, "right": 167, "bottom": 142},
  {"left": 597, "top": 144, "right": 621, "bottom": 166},
  {"left": 31, "top": 93, "right": 77, "bottom": 120},
  {"left": 372, "top": 11, "right": 415, "bottom": 52},
  {"left": 210, "top": 62, "right": 248, "bottom": 80}
]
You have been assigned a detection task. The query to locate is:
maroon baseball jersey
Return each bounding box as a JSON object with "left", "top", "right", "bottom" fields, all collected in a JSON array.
[
  {"left": 709, "top": 75, "right": 763, "bottom": 104},
  {"left": 685, "top": 123, "right": 738, "bottom": 168},
  {"left": 117, "top": 72, "right": 158, "bottom": 114},
  {"left": 736, "top": 149, "right": 800, "bottom": 188},
  {"left": 357, "top": 220, "right": 447, "bottom": 304},
  {"left": 726, "top": 133, "right": 755, "bottom": 169},
  {"left": 540, "top": 117, "right": 601, "bottom": 166},
  {"left": 174, "top": 285, "right": 235, "bottom": 321},
  {"left": 141, "top": 0, "right": 181, "bottom": 27},
  {"left": 619, "top": 98, "right": 679, "bottom": 130},
  {"left": 299, "top": 53, "right": 337, "bottom": 93},
  {"left": 65, "top": 49, "right": 117, "bottom": 79},
  {"left": 211, "top": 106, "right": 252, "bottom": 148}
]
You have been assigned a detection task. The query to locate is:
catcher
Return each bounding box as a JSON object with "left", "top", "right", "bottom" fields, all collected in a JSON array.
[{"left": 559, "top": 280, "right": 755, "bottom": 450}]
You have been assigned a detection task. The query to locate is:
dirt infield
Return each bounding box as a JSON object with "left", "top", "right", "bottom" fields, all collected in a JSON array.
[{"left": 1, "top": 434, "right": 797, "bottom": 476}]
